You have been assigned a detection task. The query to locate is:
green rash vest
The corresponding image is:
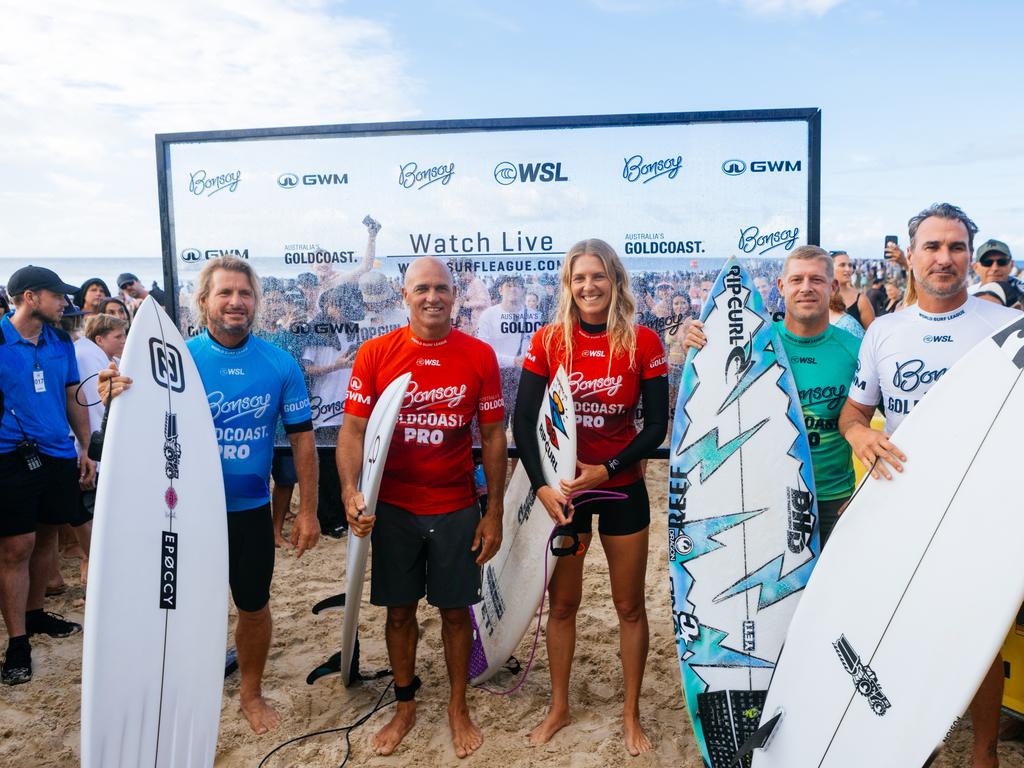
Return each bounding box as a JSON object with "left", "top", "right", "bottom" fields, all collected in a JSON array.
[{"left": 773, "top": 321, "right": 861, "bottom": 501}]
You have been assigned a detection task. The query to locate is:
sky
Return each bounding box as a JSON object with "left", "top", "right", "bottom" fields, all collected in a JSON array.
[{"left": 1, "top": 0, "right": 1022, "bottom": 268}]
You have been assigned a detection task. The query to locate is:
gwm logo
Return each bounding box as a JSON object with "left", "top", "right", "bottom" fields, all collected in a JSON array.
[{"left": 149, "top": 338, "right": 185, "bottom": 392}]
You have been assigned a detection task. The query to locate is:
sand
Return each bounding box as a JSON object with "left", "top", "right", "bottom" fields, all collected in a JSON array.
[{"left": 3, "top": 460, "right": 1023, "bottom": 767}]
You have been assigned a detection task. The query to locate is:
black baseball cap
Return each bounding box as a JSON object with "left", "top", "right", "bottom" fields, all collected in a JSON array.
[
  {"left": 7, "top": 265, "right": 79, "bottom": 296},
  {"left": 116, "top": 272, "right": 140, "bottom": 288}
]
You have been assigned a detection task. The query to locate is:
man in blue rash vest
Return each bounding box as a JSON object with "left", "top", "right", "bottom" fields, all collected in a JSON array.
[{"left": 101, "top": 256, "right": 319, "bottom": 735}]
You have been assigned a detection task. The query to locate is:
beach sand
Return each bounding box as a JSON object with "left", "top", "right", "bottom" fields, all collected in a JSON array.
[{"left": 2, "top": 460, "right": 1023, "bottom": 767}]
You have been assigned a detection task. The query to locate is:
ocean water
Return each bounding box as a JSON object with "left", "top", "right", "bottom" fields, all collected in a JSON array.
[{"left": 0, "top": 257, "right": 166, "bottom": 291}]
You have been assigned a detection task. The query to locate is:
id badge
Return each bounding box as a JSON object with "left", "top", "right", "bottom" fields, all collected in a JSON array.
[{"left": 33, "top": 368, "right": 46, "bottom": 393}]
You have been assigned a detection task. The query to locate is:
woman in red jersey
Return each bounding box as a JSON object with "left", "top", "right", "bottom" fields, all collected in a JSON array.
[{"left": 514, "top": 239, "right": 668, "bottom": 756}]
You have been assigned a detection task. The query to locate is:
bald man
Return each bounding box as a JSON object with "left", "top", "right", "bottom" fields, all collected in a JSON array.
[{"left": 337, "top": 257, "right": 507, "bottom": 759}]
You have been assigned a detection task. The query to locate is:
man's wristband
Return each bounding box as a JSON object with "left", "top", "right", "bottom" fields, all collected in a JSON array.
[{"left": 604, "top": 458, "right": 622, "bottom": 478}]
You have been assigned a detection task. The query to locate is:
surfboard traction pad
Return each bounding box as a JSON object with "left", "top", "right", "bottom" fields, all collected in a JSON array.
[
  {"left": 669, "top": 259, "right": 819, "bottom": 768},
  {"left": 697, "top": 689, "right": 766, "bottom": 768}
]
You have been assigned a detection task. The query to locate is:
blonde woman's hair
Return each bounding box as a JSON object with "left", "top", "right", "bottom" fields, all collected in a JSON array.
[
  {"left": 193, "top": 256, "right": 262, "bottom": 329},
  {"left": 544, "top": 238, "right": 638, "bottom": 370}
]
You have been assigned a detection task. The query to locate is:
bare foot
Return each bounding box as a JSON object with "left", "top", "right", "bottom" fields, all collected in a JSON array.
[
  {"left": 240, "top": 693, "right": 280, "bottom": 735},
  {"left": 624, "top": 714, "right": 652, "bottom": 756},
  {"left": 80, "top": 557, "right": 89, "bottom": 588},
  {"left": 373, "top": 701, "right": 416, "bottom": 755},
  {"left": 529, "top": 706, "right": 571, "bottom": 745},
  {"left": 273, "top": 535, "right": 287, "bottom": 548},
  {"left": 449, "top": 705, "right": 482, "bottom": 758}
]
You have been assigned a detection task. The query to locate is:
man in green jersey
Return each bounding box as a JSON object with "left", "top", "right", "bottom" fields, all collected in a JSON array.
[{"left": 682, "top": 246, "right": 860, "bottom": 543}]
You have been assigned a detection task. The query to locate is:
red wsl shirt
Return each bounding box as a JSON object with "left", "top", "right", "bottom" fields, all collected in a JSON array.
[
  {"left": 344, "top": 326, "right": 504, "bottom": 515},
  {"left": 523, "top": 323, "right": 667, "bottom": 488}
]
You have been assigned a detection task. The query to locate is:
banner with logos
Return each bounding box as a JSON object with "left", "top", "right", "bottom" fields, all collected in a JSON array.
[{"left": 158, "top": 110, "right": 820, "bottom": 449}]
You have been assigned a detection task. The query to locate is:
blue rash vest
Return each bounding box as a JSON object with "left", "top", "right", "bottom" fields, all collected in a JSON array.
[{"left": 187, "top": 330, "right": 312, "bottom": 512}]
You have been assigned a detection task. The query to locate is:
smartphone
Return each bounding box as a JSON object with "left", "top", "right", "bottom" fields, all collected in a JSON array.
[{"left": 884, "top": 234, "right": 898, "bottom": 259}]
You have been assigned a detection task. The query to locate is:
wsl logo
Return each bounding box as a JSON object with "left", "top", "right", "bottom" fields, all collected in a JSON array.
[
  {"left": 722, "top": 159, "right": 802, "bottom": 176},
  {"left": 278, "top": 172, "right": 349, "bottom": 188},
  {"left": 494, "top": 161, "right": 569, "bottom": 185}
]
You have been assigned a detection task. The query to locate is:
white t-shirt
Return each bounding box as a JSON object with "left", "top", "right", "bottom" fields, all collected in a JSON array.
[
  {"left": 74, "top": 337, "right": 110, "bottom": 435},
  {"left": 850, "top": 296, "right": 1019, "bottom": 432},
  {"left": 475, "top": 303, "right": 543, "bottom": 367},
  {"left": 302, "top": 338, "right": 355, "bottom": 429}
]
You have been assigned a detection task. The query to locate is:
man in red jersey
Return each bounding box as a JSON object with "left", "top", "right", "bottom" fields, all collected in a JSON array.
[{"left": 337, "top": 256, "right": 507, "bottom": 760}]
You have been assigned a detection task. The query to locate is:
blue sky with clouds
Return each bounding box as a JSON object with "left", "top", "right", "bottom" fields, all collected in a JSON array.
[{"left": 1, "top": 0, "right": 1021, "bottom": 265}]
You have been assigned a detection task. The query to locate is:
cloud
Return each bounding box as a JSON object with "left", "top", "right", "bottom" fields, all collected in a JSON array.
[
  {"left": 0, "top": 0, "right": 417, "bottom": 260},
  {"left": 726, "top": 0, "right": 846, "bottom": 16}
]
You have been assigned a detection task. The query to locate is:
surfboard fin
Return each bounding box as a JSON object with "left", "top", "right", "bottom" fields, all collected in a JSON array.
[
  {"left": 311, "top": 593, "right": 347, "bottom": 614},
  {"left": 731, "top": 710, "right": 783, "bottom": 766},
  {"left": 306, "top": 636, "right": 393, "bottom": 685}
]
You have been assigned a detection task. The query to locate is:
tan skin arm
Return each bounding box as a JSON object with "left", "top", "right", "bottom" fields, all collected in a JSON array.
[
  {"left": 338, "top": 412, "right": 371, "bottom": 536},
  {"left": 286, "top": 429, "right": 319, "bottom": 556},
  {"left": 857, "top": 293, "right": 876, "bottom": 329},
  {"left": 838, "top": 397, "right": 906, "bottom": 480},
  {"left": 66, "top": 385, "right": 96, "bottom": 488},
  {"left": 474, "top": 419, "right": 507, "bottom": 564}
]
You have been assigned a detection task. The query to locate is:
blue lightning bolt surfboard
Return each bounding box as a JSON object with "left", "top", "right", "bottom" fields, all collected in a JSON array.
[{"left": 669, "top": 259, "right": 819, "bottom": 768}]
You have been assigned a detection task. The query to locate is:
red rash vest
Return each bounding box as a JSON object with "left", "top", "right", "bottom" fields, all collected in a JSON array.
[
  {"left": 344, "top": 326, "right": 504, "bottom": 515},
  {"left": 523, "top": 323, "right": 667, "bottom": 488}
]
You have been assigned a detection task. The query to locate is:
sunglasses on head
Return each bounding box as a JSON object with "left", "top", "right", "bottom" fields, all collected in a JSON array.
[{"left": 979, "top": 255, "right": 1011, "bottom": 267}]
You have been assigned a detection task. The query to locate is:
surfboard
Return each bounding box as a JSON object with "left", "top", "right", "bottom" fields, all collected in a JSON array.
[
  {"left": 81, "top": 296, "right": 228, "bottom": 768},
  {"left": 469, "top": 365, "right": 576, "bottom": 685},
  {"left": 340, "top": 372, "right": 412, "bottom": 686},
  {"left": 1002, "top": 608, "right": 1024, "bottom": 718},
  {"left": 751, "top": 314, "right": 1024, "bottom": 767},
  {"left": 669, "top": 258, "right": 819, "bottom": 768}
]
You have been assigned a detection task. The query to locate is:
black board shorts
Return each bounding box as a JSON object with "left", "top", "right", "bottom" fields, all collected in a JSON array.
[
  {"left": 227, "top": 503, "right": 275, "bottom": 612},
  {"left": 370, "top": 501, "right": 482, "bottom": 609},
  {"left": 568, "top": 479, "right": 650, "bottom": 537},
  {"left": 0, "top": 451, "right": 80, "bottom": 537}
]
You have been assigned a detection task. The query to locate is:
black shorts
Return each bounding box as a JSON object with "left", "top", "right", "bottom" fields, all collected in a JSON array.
[
  {"left": 568, "top": 479, "right": 650, "bottom": 537},
  {"left": 271, "top": 451, "right": 297, "bottom": 486},
  {"left": 227, "top": 503, "right": 275, "bottom": 612},
  {"left": 69, "top": 488, "right": 96, "bottom": 528},
  {"left": 370, "top": 502, "right": 482, "bottom": 609},
  {"left": 0, "top": 450, "right": 81, "bottom": 537},
  {"left": 817, "top": 496, "right": 850, "bottom": 547}
]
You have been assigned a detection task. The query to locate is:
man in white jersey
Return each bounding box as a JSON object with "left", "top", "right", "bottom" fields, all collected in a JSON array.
[{"left": 838, "top": 202, "right": 1017, "bottom": 768}]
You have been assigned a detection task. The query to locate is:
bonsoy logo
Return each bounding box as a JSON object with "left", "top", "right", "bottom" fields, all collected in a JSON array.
[
  {"left": 278, "top": 172, "right": 349, "bottom": 188},
  {"left": 494, "top": 161, "right": 568, "bottom": 185},
  {"left": 149, "top": 338, "right": 186, "bottom": 393},
  {"left": 180, "top": 247, "right": 249, "bottom": 263},
  {"left": 189, "top": 169, "right": 241, "bottom": 197}
]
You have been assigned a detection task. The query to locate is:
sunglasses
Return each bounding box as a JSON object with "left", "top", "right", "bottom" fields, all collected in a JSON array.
[
  {"left": 978, "top": 256, "right": 1011, "bottom": 267},
  {"left": 118, "top": 280, "right": 136, "bottom": 289}
]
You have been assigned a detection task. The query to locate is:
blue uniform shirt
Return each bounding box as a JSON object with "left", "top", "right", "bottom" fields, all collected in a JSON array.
[
  {"left": 0, "top": 315, "right": 80, "bottom": 459},
  {"left": 187, "top": 330, "right": 312, "bottom": 512}
]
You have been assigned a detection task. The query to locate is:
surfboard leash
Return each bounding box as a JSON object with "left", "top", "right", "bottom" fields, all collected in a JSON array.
[
  {"left": 473, "top": 489, "right": 628, "bottom": 697},
  {"left": 257, "top": 677, "right": 396, "bottom": 768}
]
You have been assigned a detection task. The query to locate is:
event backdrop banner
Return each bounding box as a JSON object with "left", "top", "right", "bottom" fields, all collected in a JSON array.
[{"left": 157, "top": 109, "right": 821, "bottom": 448}]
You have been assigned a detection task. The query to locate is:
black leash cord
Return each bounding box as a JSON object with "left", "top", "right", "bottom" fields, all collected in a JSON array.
[{"left": 257, "top": 679, "right": 396, "bottom": 768}]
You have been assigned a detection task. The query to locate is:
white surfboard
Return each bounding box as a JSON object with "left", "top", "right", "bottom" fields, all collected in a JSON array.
[
  {"left": 752, "top": 314, "right": 1024, "bottom": 767},
  {"left": 81, "top": 296, "right": 228, "bottom": 768},
  {"left": 340, "top": 372, "right": 411, "bottom": 686},
  {"left": 469, "top": 366, "right": 576, "bottom": 685},
  {"left": 670, "top": 259, "right": 819, "bottom": 767}
]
